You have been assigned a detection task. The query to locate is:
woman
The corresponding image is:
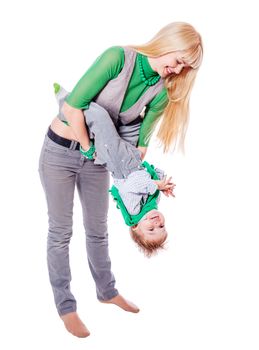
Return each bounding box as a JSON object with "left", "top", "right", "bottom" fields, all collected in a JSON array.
[{"left": 38, "top": 21, "right": 203, "bottom": 338}]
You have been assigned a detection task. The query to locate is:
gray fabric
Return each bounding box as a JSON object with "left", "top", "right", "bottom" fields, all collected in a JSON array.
[
  {"left": 40, "top": 46, "right": 164, "bottom": 316},
  {"left": 113, "top": 168, "right": 164, "bottom": 215},
  {"left": 117, "top": 122, "right": 142, "bottom": 147},
  {"left": 57, "top": 47, "right": 165, "bottom": 143},
  {"left": 55, "top": 86, "right": 144, "bottom": 178},
  {"left": 86, "top": 101, "right": 143, "bottom": 179},
  {"left": 38, "top": 134, "right": 118, "bottom": 315},
  {"left": 55, "top": 86, "right": 68, "bottom": 124},
  {"left": 113, "top": 170, "right": 158, "bottom": 215},
  {"left": 85, "top": 102, "right": 165, "bottom": 215},
  {"left": 94, "top": 46, "right": 165, "bottom": 125},
  {"left": 55, "top": 96, "right": 160, "bottom": 215},
  {"left": 56, "top": 85, "right": 142, "bottom": 148}
]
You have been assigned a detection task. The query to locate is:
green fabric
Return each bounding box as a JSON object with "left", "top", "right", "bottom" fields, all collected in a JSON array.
[
  {"left": 109, "top": 161, "right": 160, "bottom": 226},
  {"left": 54, "top": 82, "right": 61, "bottom": 94},
  {"left": 65, "top": 46, "right": 169, "bottom": 147},
  {"left": 80, "top": 142, "right": 96, "bottom": 160}
]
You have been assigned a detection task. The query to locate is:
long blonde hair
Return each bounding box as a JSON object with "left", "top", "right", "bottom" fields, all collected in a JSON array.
[{"left": 128, "top": 22, "right": 203, "bottom": 152}]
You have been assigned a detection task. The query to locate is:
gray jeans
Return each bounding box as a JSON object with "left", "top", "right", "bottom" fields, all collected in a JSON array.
[
  {"left": 86, "top": 102, "right": 143, "bottom": 179},
  {"left": 38, "top": 133, "right": 118, "bottom": 316}
]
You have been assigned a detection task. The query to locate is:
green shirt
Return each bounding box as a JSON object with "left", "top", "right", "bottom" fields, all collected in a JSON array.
[
  {"left": 65, "top": 46, "right": 168, "bottom": 147},
  {"left": 109, "top": 161, "right": 160, "bottom": 226}
]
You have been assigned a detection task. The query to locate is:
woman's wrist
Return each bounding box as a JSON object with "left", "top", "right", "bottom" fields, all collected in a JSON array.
[
  {"left": 80, "top": 141, "right": 96, "bottom": 159},
  {"left": 80, "top": 143, "right": 91, "bottom": 152},
  {"left": 137, "top": 146, "right": 147, "bottom": 159}
]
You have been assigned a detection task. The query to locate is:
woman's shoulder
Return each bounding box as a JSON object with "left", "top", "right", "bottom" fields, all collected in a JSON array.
[
  {"left": 96, "top": 46, "right": 125, "bottom": 71},
  {"left": 99, "top": 46, "right": 140, "bottom": 68},
  {"left": 101, "top": 45, "right": 125, "bottom": 60}
]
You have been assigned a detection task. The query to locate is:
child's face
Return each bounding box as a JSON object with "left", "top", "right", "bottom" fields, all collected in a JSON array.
[{"left": 133, "top": 209, "right": 167, "bottom": 241}]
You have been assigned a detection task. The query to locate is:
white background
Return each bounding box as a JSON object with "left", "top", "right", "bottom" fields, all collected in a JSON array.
[{"left": 1, "top": 0, "right": 259, "bottom": 349}]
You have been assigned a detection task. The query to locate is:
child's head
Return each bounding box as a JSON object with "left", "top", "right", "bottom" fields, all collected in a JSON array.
[{"left": 129, "top": 209, "right": 167, "bottom": 257}]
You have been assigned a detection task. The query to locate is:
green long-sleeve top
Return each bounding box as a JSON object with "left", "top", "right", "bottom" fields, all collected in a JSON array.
[{"left": 65, "top": 46, "right": 169, "bottom": 147}]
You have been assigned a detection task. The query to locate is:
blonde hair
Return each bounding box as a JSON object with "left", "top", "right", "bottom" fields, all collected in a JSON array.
[
  {"left": 129, "top": 227, "right": 167, "bottom": 258},
  {"left": 128, "top": 22, "right": 203, "bottom": 152}
]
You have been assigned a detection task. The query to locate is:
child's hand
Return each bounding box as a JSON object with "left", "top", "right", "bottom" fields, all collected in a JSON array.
[
  {"left": 155, "top": 176, "right": 175, "bottom": 192},
  {"left": 161, "top": 186, "right": 176, "bottom": 198}
]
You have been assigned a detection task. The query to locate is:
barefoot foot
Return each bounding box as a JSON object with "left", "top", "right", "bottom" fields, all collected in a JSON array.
[
  {"left": 100, "top": 294, "right": 140, "bottom": 313},
  {"left": 60, "top": 312, "right": 90, "bottom": 338}
]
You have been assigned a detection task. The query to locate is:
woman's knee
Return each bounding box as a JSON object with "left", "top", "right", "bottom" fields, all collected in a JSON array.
[
  {"left": 48, "top": 219, "right": 73, "bottom": 244},
  {"left": 84, "top": 219, "right": 109, "bottom": 241}
]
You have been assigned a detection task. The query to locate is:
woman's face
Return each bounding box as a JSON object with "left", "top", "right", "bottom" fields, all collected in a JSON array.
[{"left": 149, "top": 51, "right": 188, "bottom": 78}]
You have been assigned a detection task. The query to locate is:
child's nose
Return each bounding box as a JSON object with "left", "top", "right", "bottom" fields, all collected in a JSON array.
[
  {"left": 153, "top": 218, "right": 162, "bottom": 226},
  {"left": 172, "top": 58, "right": 181, "bottom": 68}
]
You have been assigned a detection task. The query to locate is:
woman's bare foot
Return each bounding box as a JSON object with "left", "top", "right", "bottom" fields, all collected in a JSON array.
[
  {"left": 100, "top": 294, "right": 140, "bottom": 313},
  {"left": 60, "top": 312, "right": 90, "bottom": 338}
]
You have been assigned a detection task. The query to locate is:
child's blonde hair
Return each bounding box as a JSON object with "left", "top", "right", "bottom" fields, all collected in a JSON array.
[
  {"left": 128, "top": 22, "right": 203, "bottom": 152},
  {"left": 129, "top": 227, "right": 167, "bottom": 258}
]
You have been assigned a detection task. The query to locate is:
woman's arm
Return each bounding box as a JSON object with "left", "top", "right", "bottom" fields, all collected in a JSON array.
[
  {"left": 62, "top": 46, "right": 124, "bottom": 150},
  {"left": 61, "top": 102, "right": 91, "bottom": 150},
  {"left": 137, "top": 146, "right": 147, "bottom": 159}
]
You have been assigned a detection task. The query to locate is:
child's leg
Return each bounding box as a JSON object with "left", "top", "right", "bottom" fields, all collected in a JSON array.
[
  {"left": 82, "top": 102, "right": 143, "bottom": 179},
  {"left": 54, "top": 84, "right": 143, "bottom": 179},
  {"left": 54, "top": 83, "right": 69, "bottom": 123},
  {"left": 117, "top": 119, "right": 142, "bottom": 147}
]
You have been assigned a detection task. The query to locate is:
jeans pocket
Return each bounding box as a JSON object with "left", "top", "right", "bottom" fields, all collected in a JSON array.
[
  {"left": 45, "top": 137, "right": 69, "bottom": 155},
  {"left": 43, "top": 140, "right": 79, "bottom": 169}
]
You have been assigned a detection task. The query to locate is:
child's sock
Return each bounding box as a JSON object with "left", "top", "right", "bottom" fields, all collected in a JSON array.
[{"left": 53, "top": 82, "right": 69, "bottom": 123}]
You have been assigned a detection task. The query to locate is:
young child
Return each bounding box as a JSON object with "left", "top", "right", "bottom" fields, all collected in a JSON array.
[{"left": 54, "top": 83, "right": 175, "bottom": 257}]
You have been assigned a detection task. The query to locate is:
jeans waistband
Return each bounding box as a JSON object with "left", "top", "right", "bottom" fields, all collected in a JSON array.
[{"left": 47, "top": 127, "right": 80, "bottom": 151}]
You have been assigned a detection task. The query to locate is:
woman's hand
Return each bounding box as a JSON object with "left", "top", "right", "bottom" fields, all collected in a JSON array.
[{"left": 137, "top": 146, "right": 147, "bottom": 160}]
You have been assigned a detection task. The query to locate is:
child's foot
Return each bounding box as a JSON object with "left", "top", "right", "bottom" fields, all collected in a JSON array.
[
  {"left": 53, "top": 82, "right": 69, "bottom": 122},
  {"left": 53, "top": 82, "right": 61, "bottom": 94},
  {"left": 100, "top": 294, "right": 140, "bottom": 313},
  {"left": 53, "top": 82, "right": 68, "bottom": 103},
  {"left": 60, "top": 312, "right": 90, "bottom": 338}
]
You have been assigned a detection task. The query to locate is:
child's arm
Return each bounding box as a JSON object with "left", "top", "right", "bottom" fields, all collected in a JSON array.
[
  {"left": 114, "top": 171, "right": 157, "bottom": 215},
  {"left": 114, "top": 171, "right": 157, "bottom": 196}
]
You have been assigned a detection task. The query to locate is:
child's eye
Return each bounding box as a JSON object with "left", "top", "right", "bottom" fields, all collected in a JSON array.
[
  {"left": 160, "top": 225, "right": 164, "bottom": 228},
  {"left": 149, "top": 228, "right": 154, "bottom": 231}
]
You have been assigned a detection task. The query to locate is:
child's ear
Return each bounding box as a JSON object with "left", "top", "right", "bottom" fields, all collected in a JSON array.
[{"left": 131, "top": 224, "right": 138, "bottom": 231}]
